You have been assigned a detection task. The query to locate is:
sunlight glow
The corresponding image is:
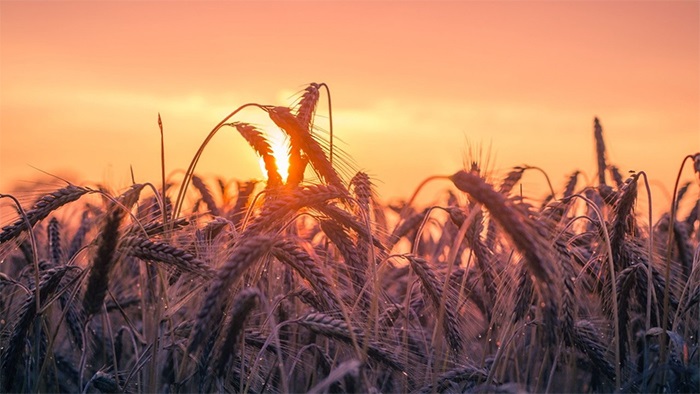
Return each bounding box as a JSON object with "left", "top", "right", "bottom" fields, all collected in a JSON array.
[{"left": 259, "top": 127, "right": 291, "bottom": 182}]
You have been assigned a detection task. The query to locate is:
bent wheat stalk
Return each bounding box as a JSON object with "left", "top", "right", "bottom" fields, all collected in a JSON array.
[{"left": 173, "top": 102, "right": 266, "bottom": 218}]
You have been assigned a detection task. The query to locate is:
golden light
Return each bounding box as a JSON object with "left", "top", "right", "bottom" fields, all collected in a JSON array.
[{"left": 259, "top": 127, "right": 291, "bottom": 182}]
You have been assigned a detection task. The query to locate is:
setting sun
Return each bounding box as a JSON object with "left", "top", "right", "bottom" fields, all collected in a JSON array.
[{"left": 259, "top": 127, "right": 291, "bottom": 182}]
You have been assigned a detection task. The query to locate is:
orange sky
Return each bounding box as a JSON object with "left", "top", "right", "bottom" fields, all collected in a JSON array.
[{"left": 1, "top": 1, "right": 698, "bottom": 209}]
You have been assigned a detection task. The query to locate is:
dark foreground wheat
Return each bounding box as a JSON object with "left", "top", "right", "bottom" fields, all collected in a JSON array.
[{"left": 0, "top": 83, "right": 697, "bottom": 393}]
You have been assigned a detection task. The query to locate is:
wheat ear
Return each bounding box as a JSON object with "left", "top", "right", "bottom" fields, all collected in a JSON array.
[
  {"left": 67, "top": 211, "right": 91, "bottom": 260},
  {"left": 1, "top": 267, "right": 69, "bottom": 392},
  {"left": 191, "top": 175, "right": 221, "bottom": 216},
  {"left": 499, "top": 166, "right": 525, "bottom": 194},
  {"left": 82, "top": 206, "right": 125, "bottom": 317},
  {"left": 573, "top": 320, "right": 616, "bottom": 382},
  {"left": 297, "top": 312, "right": 407, "bottom": 374},
  {"left": 418, "top": 365, "right": 489, "bottom": 394},
  {"left": 267, "top": 106, "right": 344, "bottom": 190},
  {"left": 406, "top": 255, "right": 462, "bottom": 354},
  {"left": 120, "top": 235, "right": 214, "bottom": 279},
  {"left": 450, "top": 170, "right": 559, "bottom": 344},
  {"left": 228, "top": 122, "right": 283, "bottom": 187},
  {"left": 242, "top": 185, "right": 347, "bottom": 236},
  {"left": 609, "top": 174, "right": 639, "bottom": 272},
  {"left": 190, "top": 234, "right": 276, "bottom": 352},
  {"left": 287, "top": 83, "right": 321, "bottom": 184},
  {"left": 594, "top": 117, "right": 608, "bottom": 186},
  {"left": 231, "top": 180, "right": 258, "bottom": 228},
  {"left": 315, "top": 203, "right": 383, "bottom": 250},
  {"left": 320, "top": 220, "right": 366, "bottom": 297},
  {"left": 0, "top": 185, "right": 89, "bottom": 245},
  {"left": 446, "top": 206, "right": 496, "bottom": 307},
  {"left": 47, "top": 217, "right": 64, "bottom": 265},
  {"left": 272, "top": 239, "right": 342, "bottom": 311},
  {"left": 212, "top": 287, "right": 261, "bottom": 376}
]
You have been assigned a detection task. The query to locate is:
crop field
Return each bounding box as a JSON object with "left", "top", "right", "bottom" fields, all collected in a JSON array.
[{"left": 0, "top": 83, "right": 698, "bottom": 393}]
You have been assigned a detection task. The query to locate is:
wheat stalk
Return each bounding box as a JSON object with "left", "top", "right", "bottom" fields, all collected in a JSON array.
[
  {"left": 116, "top": 183, "right": 146, "bottom": 210},
  {"left": 350, "top": 172, "right": 371, "bottom": 212},
  {"left": 295, "top": 83, "right": 320, "bottom": 132},
  {"left": 609, "top": 165, "right": 624, "bottom": 187},
  {"left": 388, "top": 207, "right": 430, "bottom": 249}
]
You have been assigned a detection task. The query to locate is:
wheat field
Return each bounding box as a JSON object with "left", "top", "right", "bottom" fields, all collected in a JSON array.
[{"left": 0, "top": 83, "right": 698, "bottom": 393}]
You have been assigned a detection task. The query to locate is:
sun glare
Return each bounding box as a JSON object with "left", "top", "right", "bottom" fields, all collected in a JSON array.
[{"left": 259, "top": 127, "right": 291, "bottom": 182}]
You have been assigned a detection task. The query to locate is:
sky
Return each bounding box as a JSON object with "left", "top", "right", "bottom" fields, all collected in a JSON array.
[{"left": 1, "top": 1, "right": 698, "bottom": 210}]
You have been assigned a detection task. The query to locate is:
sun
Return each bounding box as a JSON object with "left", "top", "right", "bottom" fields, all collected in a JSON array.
[{"left": 259, "top": 127, "right": 291, "bottom": 182}]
